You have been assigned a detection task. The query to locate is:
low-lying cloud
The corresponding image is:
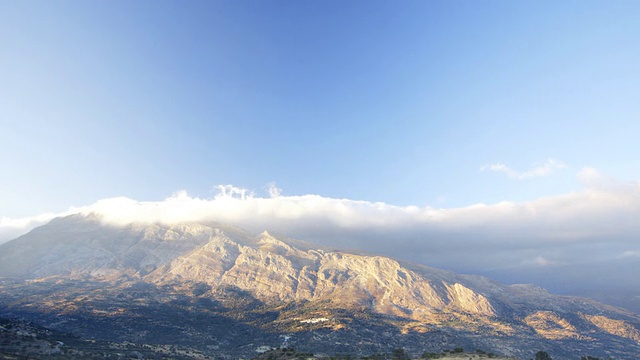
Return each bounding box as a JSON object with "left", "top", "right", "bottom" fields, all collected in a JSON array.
[
  {"left": 0, "top": 212, "right": 66, "bottom": 244},
  {"left": 1, "top": 169, "right": 639, "bottom": 294}
]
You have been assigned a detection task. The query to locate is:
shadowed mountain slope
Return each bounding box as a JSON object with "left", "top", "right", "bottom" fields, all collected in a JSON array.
[{"left": 0, "top": 214, "right": 639, "bottom": 359}]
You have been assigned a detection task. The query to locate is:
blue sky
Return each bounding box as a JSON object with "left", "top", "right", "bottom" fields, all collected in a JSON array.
[
  {"left": 2, "top": 0, "right": 640, "bottom": 217},
  {"left": 2, "top": 1, "right": 640, "bottom": 303}
]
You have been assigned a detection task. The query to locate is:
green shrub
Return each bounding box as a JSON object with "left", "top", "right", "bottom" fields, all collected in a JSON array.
[{"left": 535, "top": 351, "right": 552, "bottom": 360}]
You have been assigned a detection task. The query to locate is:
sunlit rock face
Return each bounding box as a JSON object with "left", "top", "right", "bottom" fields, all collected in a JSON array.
[
  {"left": 523, "top": 311, "right": 581, "bottom": 340},
  {"left": 152, "top": 229, "right": 497, "bottom": 319},
  {"left": 0, "top": 215, "right": 496, "bottom": 320},
  {"left": 1, "top": 214, "right": 640, "bottom": 360}
]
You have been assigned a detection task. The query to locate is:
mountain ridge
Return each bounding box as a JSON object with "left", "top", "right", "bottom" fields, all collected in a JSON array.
[{"left": 0, "top": 214, "right": 639, "bottom": 359}]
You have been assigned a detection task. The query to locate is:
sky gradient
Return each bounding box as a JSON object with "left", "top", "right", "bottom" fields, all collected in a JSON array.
[
  {"left": 2, "top": 1, "right": 640, "bottom": 307},
  {"left": 2, "top": 1, "right": 640, "bottom": 217}
]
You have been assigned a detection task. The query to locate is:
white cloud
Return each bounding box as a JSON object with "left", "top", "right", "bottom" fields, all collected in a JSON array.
[
  {"left": 576, "top": 167, "right": 636, "bottom": 193},
  {"left": 481, "top": 158, "right": 566, "bottom": 179},
  {"left": 214, "top": 185, "right": 254, "bottom": 200},
  {"left": 0, "top": 212, "right": 68, "bottom": 244},
  {"left": 265, "top": 182, "right": 283, "bottom": 198},
  {"left": 534, "top": 256, "right": 554, "bottom": 266},
  {"left": 2, "top": 171, "right": 640, "bottom": 291}
]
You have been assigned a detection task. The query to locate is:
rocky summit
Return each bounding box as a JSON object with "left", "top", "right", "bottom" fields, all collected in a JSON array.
[{"left": 1, "top": 215, "right": 639, "bottom": 359}]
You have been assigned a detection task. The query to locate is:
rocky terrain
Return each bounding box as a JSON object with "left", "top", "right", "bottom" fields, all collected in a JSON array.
[{"left": 0, "top": 214, "right": 638, "bottom": 359}]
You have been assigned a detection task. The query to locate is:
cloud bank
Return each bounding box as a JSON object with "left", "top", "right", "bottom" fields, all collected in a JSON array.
[{"left": 1, "top": 169, "right": 639, "bottom": 293}]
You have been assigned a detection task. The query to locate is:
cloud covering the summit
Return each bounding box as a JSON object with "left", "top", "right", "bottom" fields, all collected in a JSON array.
[{"left": 2, "top": 168, "right": 640, "bottom": 280}]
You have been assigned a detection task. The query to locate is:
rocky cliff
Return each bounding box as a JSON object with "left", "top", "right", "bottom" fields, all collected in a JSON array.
[{"left": 0, "top": 214, "right": 639, "bottom": 359}]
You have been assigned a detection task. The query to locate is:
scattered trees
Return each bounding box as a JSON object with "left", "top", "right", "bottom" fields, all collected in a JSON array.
[{"left": 420, "top": 352, "right": 442, "bottom": 359}]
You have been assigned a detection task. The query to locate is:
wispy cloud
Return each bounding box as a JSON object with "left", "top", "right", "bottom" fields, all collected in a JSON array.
[
  {"left": 214, "top": 185, "right": 254, "bottom": 200},
  {"left": 533, "top": 256, "right": 555, "bottom": 266},
  {"left": 265, "top": 182, "right": 283, "bottom": 198},
  {"left": 0, "top": 212, "right": 67, "bottom": 244},
  {"left": 481, "top": 158, "right": 566, "bottom": 179}
]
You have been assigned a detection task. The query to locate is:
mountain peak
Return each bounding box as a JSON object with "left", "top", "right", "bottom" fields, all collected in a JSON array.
[{"left": 1, "top": 218, "right": 640, "bottom": 359}]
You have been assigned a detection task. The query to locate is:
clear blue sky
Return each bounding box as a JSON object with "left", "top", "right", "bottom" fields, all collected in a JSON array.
[{"left": 2, "top": 0, "right": 640, "bottom": 217}]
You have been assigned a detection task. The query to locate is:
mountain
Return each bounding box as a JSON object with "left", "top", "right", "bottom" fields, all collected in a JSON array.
[{"left": 1, "top": 214, "right": 639, "bottom": 359}]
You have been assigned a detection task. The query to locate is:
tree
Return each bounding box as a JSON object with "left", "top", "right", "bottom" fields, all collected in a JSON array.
[
  {"left": 421, "top": 352, "right": 441, "bottom": 359},
  {"left": 392, "top": 348, "right": 410, "bottom": 360},
  {"left": 535, "top": 351, "right": 552, "bottom": 360}
]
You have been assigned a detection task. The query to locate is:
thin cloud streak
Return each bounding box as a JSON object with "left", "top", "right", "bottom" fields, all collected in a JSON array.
[{"left": 482, "top": 158, "right": 566, "bottom": 179}]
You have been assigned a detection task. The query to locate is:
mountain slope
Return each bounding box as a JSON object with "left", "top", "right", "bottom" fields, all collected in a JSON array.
[
  {"left": 147, "top": 229, "right": 497, "bottom": 320},
  {"left": 0, "top": 214, "right": 639, "bottom": 359}
]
